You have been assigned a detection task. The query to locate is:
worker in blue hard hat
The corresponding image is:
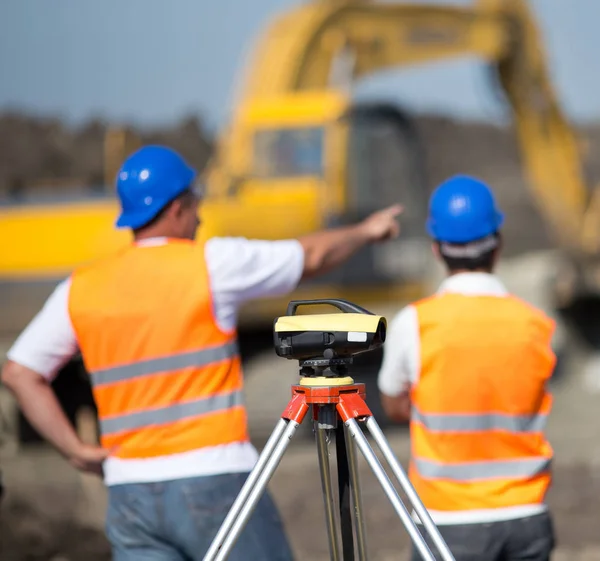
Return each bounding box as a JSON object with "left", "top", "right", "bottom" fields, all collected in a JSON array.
[
  {"left": 114, "top": 144, "right": 202, "bottom": 233},
  {"left": 377, "top": 175, "right": 556, "bottom": 561},
  {"left": 3, "top": 144, "right": 404, "bottom": 561}
]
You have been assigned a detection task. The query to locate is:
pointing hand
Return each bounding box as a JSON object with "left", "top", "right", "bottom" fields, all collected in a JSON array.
[{"left": 360, "top": 204, "right": 404, "bottom": 243}]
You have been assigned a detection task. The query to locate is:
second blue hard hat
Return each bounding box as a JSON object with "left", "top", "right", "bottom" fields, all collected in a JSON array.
[
  {"left": 426, "top": 175, "right": 504, "bottom": 243},
  {"left": 115, "top": 145, "right": 197, "bottom": 230}
]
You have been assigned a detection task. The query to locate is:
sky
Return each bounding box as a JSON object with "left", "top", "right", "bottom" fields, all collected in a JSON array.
[{"left": 1, "top": 0, "right": 599, "bottom": 132}]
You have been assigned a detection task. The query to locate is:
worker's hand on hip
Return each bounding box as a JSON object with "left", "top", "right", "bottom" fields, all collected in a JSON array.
[
  {"left": 360, "top": 204, "right": 403, "bottom": 242},
  {"left": 69, "top": 443, "right": 109, "bottom": 477}
]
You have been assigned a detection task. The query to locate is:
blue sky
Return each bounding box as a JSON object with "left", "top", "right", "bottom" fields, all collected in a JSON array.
[{"left": 1, "top": 0, "right": 599, "bottom": 132}]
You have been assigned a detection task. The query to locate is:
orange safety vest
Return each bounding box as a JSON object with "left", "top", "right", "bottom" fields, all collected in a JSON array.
[
  {"left": 68, "top": 239, "right": 248, "bottom": 460},
  {"left": 409, "top": 292, "right": 555, "bottom": 512}
]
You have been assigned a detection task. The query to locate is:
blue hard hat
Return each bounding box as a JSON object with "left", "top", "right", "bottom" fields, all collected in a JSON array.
[
  {"left": 425, "top": 175, "right": 504, "bottom": 243},
  {"left": 115, "top": 145, "right": 197, "bottom": 229}
]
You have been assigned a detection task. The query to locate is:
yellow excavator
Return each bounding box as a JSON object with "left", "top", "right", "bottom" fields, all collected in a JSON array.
[{"left": 2, "top": 0, "right": 600, "bottom": 359}]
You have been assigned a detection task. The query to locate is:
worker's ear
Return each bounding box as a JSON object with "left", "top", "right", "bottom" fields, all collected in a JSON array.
[
  {"left": 431, "top": 242, "right": 441, "bottom": 260},
  {"left": 170, "top": 198, "right": 185, "bottom": 219},
  {"left": 168, "top": 194, "right": 193, "bottom": 221}
]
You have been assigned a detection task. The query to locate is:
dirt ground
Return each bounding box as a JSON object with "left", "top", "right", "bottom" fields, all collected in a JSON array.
[{"left": 2, "top": 432, "right": 600, "bottom": 560}]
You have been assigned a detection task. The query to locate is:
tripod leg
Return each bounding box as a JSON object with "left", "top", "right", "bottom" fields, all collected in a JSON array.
[
  {"left": 335, "top": 424, "right": 355, "bottom": 561},
  {"left": 316, "top": 425, "right": 342, "bottom": 561},
  {"left": 365, "top": 417, "right": 456, "bottom": 561},
  {"left": 343, "top": 423, "right": 368, "bottom": 561},
  {"left": 344, "top": 418, "right": 437, "bottom": 561},
  {"left": 202, "top": 418, "right": 290, "bottom": 560},
  {"left": 203, "top": 418, "right": 302, "bottom": 561}
]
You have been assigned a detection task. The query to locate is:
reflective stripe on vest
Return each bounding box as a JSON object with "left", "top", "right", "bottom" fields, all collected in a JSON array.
[
  {"left": 68, "top": 239, "right": 248, "bottom": 460},
  {"left": 411, "top": 406, "right": 549, "bottom": 434},
  {"left": 409, "top": 291, "right": 556, "bottom": 512},
  {"left": 90, "top": 340, "right": 239, "bottom": 387},
  {"left": 413, "top": 456, "right": 552, "bottom": 482},
  {"left": 88, "top": 340, "right": 241, "bottom": 437},
  {"left": 99, "top": 388, "right": 244, "bottom": 436}
]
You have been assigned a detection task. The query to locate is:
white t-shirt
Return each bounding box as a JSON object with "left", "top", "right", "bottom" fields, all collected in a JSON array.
[
  {"left": 377, "top": 272, "right": 549, "bottom": 525},
  {"left": 6, "top": 236, "right": 305, "bottom": 485}
]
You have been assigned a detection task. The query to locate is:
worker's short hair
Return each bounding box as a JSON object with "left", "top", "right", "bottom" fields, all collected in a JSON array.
[
  {"left": 437, "top": 232, "right": 500, "bottom": 272},
  {"left": 132, "top": 186, "right": 199, "bottom": 233}
]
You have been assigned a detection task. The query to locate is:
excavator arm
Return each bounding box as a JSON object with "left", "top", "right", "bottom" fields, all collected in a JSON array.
[
  {"left": 242, "top": 0, "right": 508, "bottom": 96},
  {"left": 235, "top": 0, "right": 595, "bottom": 256},
  {"left": 493, "top": 1, "right": 592, "bottom": 254}
]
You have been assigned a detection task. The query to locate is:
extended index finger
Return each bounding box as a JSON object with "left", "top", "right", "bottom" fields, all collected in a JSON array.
[{"left": 388, "top": 204, "right": 404, "bottom": 216}]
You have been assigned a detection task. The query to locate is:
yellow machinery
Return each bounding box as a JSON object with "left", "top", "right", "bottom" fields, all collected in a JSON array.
[{"left": 2, "top": 0, "right": 600, "bottom": 347}]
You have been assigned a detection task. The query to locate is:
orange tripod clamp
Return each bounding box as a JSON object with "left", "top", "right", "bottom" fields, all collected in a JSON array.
[{"left": 281, "top": 383, "right": 373, "bottom": 424}]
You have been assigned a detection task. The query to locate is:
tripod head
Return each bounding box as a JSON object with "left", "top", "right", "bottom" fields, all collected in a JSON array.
[{"left": 273, "top": 298, "right": 387, "bottom": 380}]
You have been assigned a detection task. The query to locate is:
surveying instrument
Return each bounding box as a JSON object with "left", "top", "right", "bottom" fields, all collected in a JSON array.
[{"left": 203, "top": 299, "right": 455, "bottom": 561}]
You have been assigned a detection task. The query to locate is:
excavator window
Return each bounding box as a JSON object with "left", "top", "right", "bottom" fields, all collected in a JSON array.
[{"left": 253, "top": 126, "right": 324, "bottom": 178}]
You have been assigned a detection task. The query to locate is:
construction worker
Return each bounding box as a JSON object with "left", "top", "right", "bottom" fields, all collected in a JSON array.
[
  {"left": 1, "top": 145, "right": 403, "bottom": 561},
  {"left": 377, "top": 175, "right": 556, "bottom": 561}
]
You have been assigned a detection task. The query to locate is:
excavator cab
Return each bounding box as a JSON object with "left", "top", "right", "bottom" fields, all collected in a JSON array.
[
  {"left": 201, "top": 91, "right": 347, "bottom": 244},
  {"left": 206, "top": 90, "right": 431, "bottom": 304}
]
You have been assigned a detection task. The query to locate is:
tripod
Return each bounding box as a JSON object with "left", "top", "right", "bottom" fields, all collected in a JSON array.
[{"left": 202, "top": 360, "right": 456, "bottom": 561}]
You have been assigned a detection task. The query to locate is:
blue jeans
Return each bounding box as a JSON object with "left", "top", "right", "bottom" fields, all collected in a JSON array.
[{"left": 105, "top": 472, "right": 295, "bottom": 561}]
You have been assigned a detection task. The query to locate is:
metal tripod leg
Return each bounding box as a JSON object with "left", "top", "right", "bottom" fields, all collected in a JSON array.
[
  {"left": 202, "top": 418, "right": 289, "bottom": 561},
  {"left": 365, "top": 417, "right": 455, "bottom": 561},
  {"left": 316, "top": 421, "right": 341, "bottom": 561},
  {"left": 344, "top": 418, "right": 437, "bottom": 561},
  {"left": 335, "top": 423, "right": 355, "bottom": 561},
  {"left": 202, "top": 418, "right": 302, "bottom": 561},
  {"left": 344, "top": 423, "right": 368, "bottom": 561}
]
